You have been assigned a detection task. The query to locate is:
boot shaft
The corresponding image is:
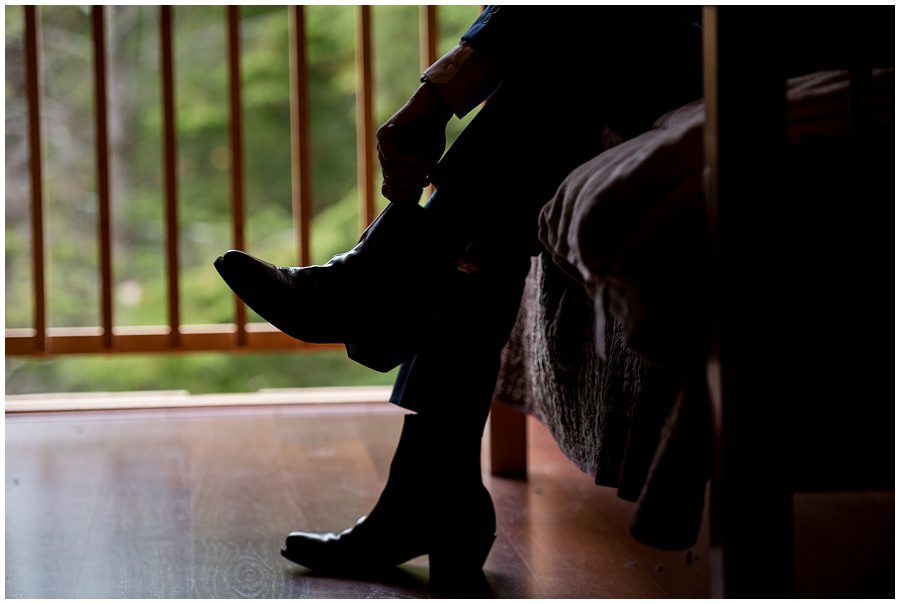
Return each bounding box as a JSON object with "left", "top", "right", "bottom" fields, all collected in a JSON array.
[{"left": 388, "top": 413, "right": 486, "bottom": 488}]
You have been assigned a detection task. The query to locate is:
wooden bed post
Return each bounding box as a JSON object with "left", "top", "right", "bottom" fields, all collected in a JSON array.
[
  {"left": 703, "top": 7, "right": 794, "bottom": 597},
  {"left": 488, "top": 400, "right": 527, "bottom": 478}
]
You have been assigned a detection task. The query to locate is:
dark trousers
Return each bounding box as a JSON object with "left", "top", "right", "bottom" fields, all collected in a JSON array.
[{"left": 391, "top": 9, "right": 703, "bottom": 420}]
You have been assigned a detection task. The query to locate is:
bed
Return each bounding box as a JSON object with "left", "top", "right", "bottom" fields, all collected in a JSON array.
[{"left": 491, "top": 65, "right": 894, "bottom": 554}]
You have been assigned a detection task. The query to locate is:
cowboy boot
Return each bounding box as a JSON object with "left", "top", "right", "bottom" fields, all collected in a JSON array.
[
  {"left": 281, "top": 413, "right": 496, "bottom": 583},
  {"left": 214, "top": 202, "right": 459, "bottom": 372}
]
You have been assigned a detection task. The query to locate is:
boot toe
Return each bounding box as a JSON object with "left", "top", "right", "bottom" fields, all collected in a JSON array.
[
  {"left": 215, "top": 250, "right": 273, "bottom": 309},
  {"left": 217, "top": 249, "right": 274, "bottom": 279},
  {"left": 282, "top": 531, "right": 351, "bottom": 571}
]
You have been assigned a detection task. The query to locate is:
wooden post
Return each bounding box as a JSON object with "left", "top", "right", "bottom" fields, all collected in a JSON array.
[
  {"left": 489, "top": 401, "right": 527, "bottom": 478},
  {"left": 226, "top": 6, "right": 247, "bottom": 346},
  {"left": 92, "top": 6, "right": 114, "bottom": 349},
  {"left": 355, "top": 6, "right": 375, "bottom": 233},
  {"left": 289, "top": 6, "right": 312, "bottom": 268},
  {"left": 419, "top": 5, "right": 437, "bottom": 200},
  {"left": 23, "top": 6, "right": 46, "bottom": 354},
  {"left": 703, "top": 7, "right": 794, "bottom": 597},
  {"left": 419, "top": 5, "right": 437, "bottom": 71},
  {"left": 160, "top": 6, "right": 180, "bottom": 347}
]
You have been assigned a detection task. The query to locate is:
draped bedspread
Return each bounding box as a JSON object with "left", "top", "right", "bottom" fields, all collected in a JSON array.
[{"left": 493, "top": 68, "right": 894, "bottom": 550}]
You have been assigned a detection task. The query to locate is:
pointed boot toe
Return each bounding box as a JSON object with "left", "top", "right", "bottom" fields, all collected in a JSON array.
[
  {"left": 281, "top": 530, "right": 347, "bottom": 572},
  {"left": 215, "top": 249, "right": 352, "bottom": 344},
  {"left": 282, "top": 519, "right": 426, "bottom": 574}
]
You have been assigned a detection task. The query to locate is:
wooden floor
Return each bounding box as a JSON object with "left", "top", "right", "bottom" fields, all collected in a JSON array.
[{"left": 6, "top": 403, "right": 711, "bottom": 598}]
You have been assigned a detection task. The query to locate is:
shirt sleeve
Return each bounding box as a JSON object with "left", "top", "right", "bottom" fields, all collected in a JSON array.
[{"left": 421, "top": 6, "right": 508, "bottom": 118}]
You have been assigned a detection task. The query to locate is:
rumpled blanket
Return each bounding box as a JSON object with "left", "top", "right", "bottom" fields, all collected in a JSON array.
[
  {"left": 493, "top": 68, "right": 893, "bottom": 551},
  {"left": 541, "top": 68, "right": 893, "bottom": 360}
]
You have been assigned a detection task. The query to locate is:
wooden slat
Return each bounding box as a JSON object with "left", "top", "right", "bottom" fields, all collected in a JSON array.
[
  {"left": 4, "top": 328, "right": 307, "bottom": 358},
  {"left": 288, "top": 6, "right": 312, "bottom": 267},
  {"left": 355, "top": 5, "right": 375, "bottom": 233},
  {"left": 419, "top": 5, "right": 437, "bottom": 71},
  {"left": 160, "top": 6, "right": 180, "bottom": 347},
  {"left": 226, "top": 6, "right": 247, "bottom": 346},
  {"left": 5, "top": 324, "right": 345, "bottom": 356},
  {"left": 23, "top": 6, "right": 46, "bottom": 354},
  {"left": 419, "top": 5, "right": 438, "bottom": 200},
  {"left": 92, "top": 6, "right": 114, "bottom": 349},
  {"left": 488, "top": 400, "right": 527, "bottom": 478}
]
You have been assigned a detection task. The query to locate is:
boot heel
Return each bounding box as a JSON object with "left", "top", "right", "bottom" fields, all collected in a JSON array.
[{"left": 428, "top": 531, "right": 496, "bottom": 587}]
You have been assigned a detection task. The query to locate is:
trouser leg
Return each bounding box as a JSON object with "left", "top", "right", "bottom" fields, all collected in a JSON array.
[
  {"left": 389, "top": 78, "right": 612, "bottom": 416},
  {"left": 390, "top": 8, "right": 704, "bottom": 413},
  {"left": 390, "top": 252, "right": 531, "bottom": 421},
  {"left": 427, "top": 80, "right": 610, "bottom": 258}
]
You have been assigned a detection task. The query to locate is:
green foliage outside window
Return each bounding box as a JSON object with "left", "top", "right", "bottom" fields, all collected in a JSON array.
[{"left": 4, "top": 5, "right": 481, "bottom": 395}]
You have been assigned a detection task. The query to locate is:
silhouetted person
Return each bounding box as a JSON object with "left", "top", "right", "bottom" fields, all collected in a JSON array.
[{"left": 215, "top": 6, "right": 702, "bottom": 587}]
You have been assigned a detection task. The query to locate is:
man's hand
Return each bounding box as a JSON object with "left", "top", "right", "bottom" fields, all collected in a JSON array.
[{"left": 376, "top": 83, "right": 453, "bottom": 204}]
